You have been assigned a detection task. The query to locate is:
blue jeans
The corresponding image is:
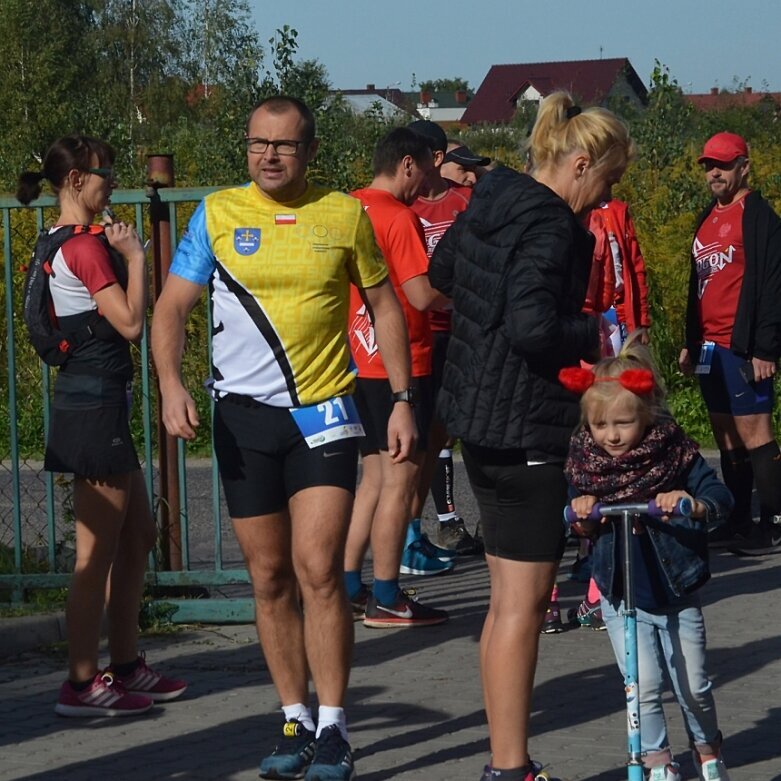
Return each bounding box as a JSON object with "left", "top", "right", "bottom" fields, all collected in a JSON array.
[{"left": 601, "top": 595, "right": 722, "bottom": 767}]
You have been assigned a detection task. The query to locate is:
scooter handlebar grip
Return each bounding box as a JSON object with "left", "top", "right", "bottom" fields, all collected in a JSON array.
[
  {"left": 563, "top": 503, "right": 604, "bottom": 524},
  {"left": 564, "top": 497, "right": 692, "bottom": 525},
  {"left": 646, "top": 498, "right": 693, "bottom": 518}
]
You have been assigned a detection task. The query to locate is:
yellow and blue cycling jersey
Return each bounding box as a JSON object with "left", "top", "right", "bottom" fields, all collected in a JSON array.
[{"left": 170, "top": 181, "right": 388, "bottom": 407}]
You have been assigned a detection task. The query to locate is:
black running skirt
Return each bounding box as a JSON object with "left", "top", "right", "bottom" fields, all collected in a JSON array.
[{"left": 44, "top": 373, "right": 139, "bottom": 479}]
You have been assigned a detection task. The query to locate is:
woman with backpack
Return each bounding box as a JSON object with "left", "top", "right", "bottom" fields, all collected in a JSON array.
[{"left": 17, "top": 135, "right": 185, "bottom": 716}]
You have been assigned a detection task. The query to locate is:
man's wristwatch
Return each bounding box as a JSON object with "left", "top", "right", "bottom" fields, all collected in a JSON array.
[{"left": 391, "top": 387, "right": 415, "bottom": 407}]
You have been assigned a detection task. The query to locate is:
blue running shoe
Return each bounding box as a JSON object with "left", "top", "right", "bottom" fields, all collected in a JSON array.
[
  {"left": 304, "top": 725, "right": 356, "bottom": 781},
  {"left": 260, "top": 719, "right": 316, "bottom": 779},
  {"left": 405, "top": 519, "right": 456, "bottom": 562},
  {"left": 399, "top": 537, "right": 455, "bottom": 575}
]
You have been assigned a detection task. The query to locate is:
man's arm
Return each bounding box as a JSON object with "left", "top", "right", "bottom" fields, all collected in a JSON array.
[
  {"left": 400, "top": 275, "right": 450, "bottom": 312},
  {"left": 151, "top": 275, "right": 205, "bottom": 440},
  {"left": 358, "top": 278, "right": 417, "bottom": 462}
]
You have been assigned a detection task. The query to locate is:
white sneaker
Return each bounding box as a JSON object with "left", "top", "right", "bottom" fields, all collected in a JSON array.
[
  {"left": 695, "top": 757, "right": 731, "bottom": 781},
  {"left": 648, "top": 763, "right": 682, "bottom": 781}
]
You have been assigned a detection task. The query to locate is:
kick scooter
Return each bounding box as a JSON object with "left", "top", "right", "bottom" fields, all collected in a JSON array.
[{"left": 564, "top": 498, "right": 692, "bottom": 781}]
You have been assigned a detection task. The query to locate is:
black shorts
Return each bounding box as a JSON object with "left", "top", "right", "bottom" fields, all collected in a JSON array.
[
  {"left": 462, "top": 443, "right": 567, "bottom": 562},
  {"left": 45, "top": 373, "right": 139, "bottom": 479},
  {"left": 353, "top": 376, "right": 433, "bottom": 455},
  {"left": 213, "top": 396, "right": 359, "bottom": 518},
  {"left": 431, "top": 331, "right": 450, "bottom": 395}
]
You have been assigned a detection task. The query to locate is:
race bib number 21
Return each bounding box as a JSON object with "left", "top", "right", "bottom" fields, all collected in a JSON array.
[{"left": 290, "top": 395, "right": 365, "bottom": 449}]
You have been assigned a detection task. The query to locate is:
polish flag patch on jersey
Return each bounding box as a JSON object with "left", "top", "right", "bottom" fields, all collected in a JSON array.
[{"left": 274, "top": 214, "right": 296, "bottom": 225}]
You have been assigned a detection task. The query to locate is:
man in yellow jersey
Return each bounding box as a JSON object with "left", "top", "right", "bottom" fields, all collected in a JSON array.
[{"left": 152, "top": 96, "right": 415, "bottom": 781}]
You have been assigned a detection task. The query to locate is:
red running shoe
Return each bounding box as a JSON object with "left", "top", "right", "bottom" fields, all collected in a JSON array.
[
  {"left": 55, "top": 671, "right": 153, "bottom": 717},
  {"left": 109, "top": 652, "right": 187, "bottom": 702}
]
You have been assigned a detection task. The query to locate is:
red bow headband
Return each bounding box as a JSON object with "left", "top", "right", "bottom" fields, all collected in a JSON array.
[{"left": 558, "top": 366, "right": 655, "bottom": 396}]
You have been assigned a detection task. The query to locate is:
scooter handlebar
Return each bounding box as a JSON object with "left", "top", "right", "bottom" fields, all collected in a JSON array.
[{"left": 563, "top": 497, "right": 692, "bottom": 525}]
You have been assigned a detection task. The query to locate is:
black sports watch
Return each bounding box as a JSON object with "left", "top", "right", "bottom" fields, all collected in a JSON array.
[{"left": 391, "top": 387, "right": 415, "bottom": 407}]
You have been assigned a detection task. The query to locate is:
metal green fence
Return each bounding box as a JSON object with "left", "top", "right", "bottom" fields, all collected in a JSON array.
[{"left": 1, "top": 186, "right": 254, "bottom": 623}]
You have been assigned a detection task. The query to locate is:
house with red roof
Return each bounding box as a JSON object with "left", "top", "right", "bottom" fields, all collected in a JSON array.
[
  {"left": 407, "top": 88, "right": 475, "bottom": 126},
  {"left": 685, "top": 86, "right": 781, "bottom": 112},
  {"left": 462, "top": 58, "right": 647, "bottom": 125}
]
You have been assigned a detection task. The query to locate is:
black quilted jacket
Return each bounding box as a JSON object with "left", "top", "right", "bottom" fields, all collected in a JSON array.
[{"left": 428, "top": 166, "right": 599, "bottom": 461}]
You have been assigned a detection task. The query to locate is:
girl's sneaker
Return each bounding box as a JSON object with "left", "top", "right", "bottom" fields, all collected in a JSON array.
[
  {"left": 567, "top": 598, "right": 606, "bottom": 630},
  {"left": 648, "top": 763, "right": 682, "bottom": 781},
  {"left": 108, "top": 653, "right": 187, "bottom": 702},
  {"left": 693, "top": 754, "right": 731, "bottom": 781},
  {"left": 480, "top": 760, "right": 560, "bottom": 780},
  {"left": 55, "top": 671, "right": 153, "bottom": 717}
]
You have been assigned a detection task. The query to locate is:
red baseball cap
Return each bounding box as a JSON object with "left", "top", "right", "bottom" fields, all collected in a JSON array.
[{"left": 697, "top": 132, "right": 748, "bottom": 164}]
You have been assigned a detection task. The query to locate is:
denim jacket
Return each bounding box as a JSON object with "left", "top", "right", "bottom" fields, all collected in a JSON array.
[{"left": 591, "top": 455, "right": 734, "bottom": 603}]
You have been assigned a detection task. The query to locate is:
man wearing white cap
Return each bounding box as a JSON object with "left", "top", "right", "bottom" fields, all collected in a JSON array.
[{"left": 679, "top": 131, "right": 781, "bottom": 554}]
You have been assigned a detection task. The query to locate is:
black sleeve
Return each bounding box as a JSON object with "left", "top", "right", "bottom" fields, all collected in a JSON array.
[
  {"left": 751, "top": 201, "right": 781, "bottom": 361},
  {"left": 685, "top": 205, "right": 712, "bottom": 352},
  {"left": 505, "top": 209, "right": 598, "bottom": 364},
  {"left": 428, "top": 215, "right": 463, "bottom": 296}
]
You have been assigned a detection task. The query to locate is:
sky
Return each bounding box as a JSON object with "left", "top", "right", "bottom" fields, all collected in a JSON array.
[{"left": 249, "top": 0, "right": 780, "bottom": 96}]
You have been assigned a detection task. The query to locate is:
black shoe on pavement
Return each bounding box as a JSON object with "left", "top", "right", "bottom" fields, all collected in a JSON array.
[
  {"left": 349, "top": 584, "right": 370, "bottom": 621},
  {"left": 541, "top": 600, "right": 565, "bottom": 634},
  {"left": 708, "top": 523, "right": 751, "bottom": 548},
  {"left": 304, "top": 725, "right": 356, "bottom": 781},
  {"left": 728, "top": 522, "right": 781, "bottom": 556},
  {"left": 363, "top": 591, "right": 448, "bottom": 628},
  {"left": 437, "top": 517, "right": 484, "bottom": 555}
]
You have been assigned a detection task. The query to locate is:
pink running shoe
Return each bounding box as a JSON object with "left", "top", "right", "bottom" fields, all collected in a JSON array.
[
  {"left": 55, "top": 671, "right": 153, "bottom": 717},
  {"left": 109, "top": 653, "right": 187, "bottom": 702}
]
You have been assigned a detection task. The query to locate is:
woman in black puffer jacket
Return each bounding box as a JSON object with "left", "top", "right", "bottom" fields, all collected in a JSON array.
[{"left": 429, "top": 91, "right": 634, "bottom": 781}]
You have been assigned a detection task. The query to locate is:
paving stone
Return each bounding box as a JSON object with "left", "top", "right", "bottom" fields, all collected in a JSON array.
[{"left": 1, "top": 460, "right": 779, "bottom": 780}]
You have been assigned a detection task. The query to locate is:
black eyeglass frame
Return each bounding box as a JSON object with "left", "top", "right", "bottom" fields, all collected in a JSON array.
[{"left": 243, "top": 137, "right": 305, "bottom": 156}]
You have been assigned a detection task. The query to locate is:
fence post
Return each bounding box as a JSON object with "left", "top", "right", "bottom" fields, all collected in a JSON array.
[{"left": 146, "top": 154, "right": 182, "bottom": 572}]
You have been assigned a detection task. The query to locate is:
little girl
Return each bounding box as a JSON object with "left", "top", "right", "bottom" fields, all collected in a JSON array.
[{"left": 560, "top": 340, "right": 732, "bottom": 781}]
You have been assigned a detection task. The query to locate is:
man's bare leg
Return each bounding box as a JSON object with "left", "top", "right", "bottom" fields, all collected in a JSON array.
[{"left": 232, "top": 509, "right": 309, "bottom": 705}]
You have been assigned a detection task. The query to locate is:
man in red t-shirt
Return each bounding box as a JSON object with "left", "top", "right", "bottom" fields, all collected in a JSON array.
[
  {"left": 345, "top": 127, "right": 452, "bottom": 626},
  {"left": 680, "top": 132, "right": 781, "bottom": 553},
  {"left": 440, "top": 140, "right": 491, "bottom": 188},
  {"left": 405, "top": 119, "right": 483, "bottom": 565}
]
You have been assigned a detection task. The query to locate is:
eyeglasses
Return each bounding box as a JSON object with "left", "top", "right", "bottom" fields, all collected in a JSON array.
[
  {"left": 244, "top": 137, "right": 304, "bottom": 156},
  {"left": 87, "top": 167, "right": 114, "bottom": 178}
]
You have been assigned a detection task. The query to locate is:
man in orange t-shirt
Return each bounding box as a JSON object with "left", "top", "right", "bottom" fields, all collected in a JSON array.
[
  {"left": 406, "top": 119, "right": 481, "bottom": 563},
  {"left": 345, "top": 127, "right": 452, "bottom": 627}
]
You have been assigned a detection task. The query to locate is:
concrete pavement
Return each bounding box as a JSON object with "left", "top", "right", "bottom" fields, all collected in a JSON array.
[{"left": 1, "top": 532, "right": 780, "bottom": 781}]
